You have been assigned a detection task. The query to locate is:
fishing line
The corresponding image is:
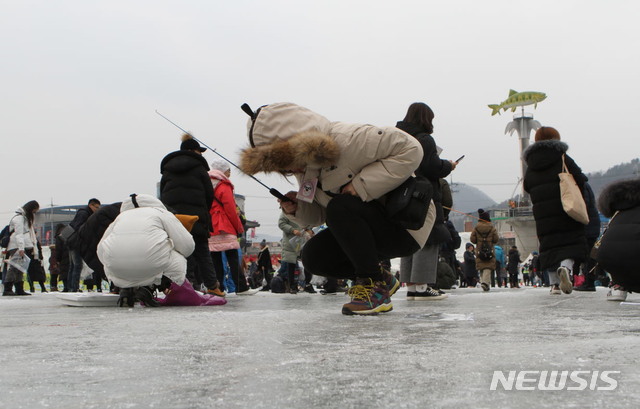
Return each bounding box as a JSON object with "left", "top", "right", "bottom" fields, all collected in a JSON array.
[{"left": 156, "top": 110, "right": 291, "bottom": 202}]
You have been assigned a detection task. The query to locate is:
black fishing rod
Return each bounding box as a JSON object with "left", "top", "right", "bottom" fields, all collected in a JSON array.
[{"left": 155, "top": 110, "right": 291, "bottom": 202}]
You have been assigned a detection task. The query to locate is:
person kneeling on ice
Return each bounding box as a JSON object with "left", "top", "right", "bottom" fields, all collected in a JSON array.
[
  {"left": 97, "top": 194, "right": 226, "bottom": 307},
  {"left": 596, "top": 179, "right": 640, "bottom": 302}
]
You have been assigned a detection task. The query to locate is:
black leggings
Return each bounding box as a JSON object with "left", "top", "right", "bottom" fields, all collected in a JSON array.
[{"left": 301, "top": 194, "right": 419, "bottom": 280}]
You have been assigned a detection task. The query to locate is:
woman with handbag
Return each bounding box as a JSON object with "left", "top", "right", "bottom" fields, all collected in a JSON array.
[
  {"left": 3, "top": 200, "right": 40, "bottom": 296},
  {"left": 523, "top": 127, "right": 588, "bottom": 295},
  {"left": 396, "top": 102, "right": 457, "bottom": 300},
  {"left": 239, "top": 102, "right": 432, "bottom": 315}
]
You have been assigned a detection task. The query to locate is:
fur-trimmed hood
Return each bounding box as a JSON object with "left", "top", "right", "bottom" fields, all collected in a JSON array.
[
  {"left": 597, "top": 179, "right": 640, "bottom": 217},
  {"left": 240, "top": 130, "right": 340, "bottom": 175},
  {"left": 522, "top": 139, "right": 569, "bottom": 171},
  {"left": 240, "top": 102, "right": 340, "bottom": 174},
  {"left": 522, "top": 139, "right": 568, "bottom": 161}
]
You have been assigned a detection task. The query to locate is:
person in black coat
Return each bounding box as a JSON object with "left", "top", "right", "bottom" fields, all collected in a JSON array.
[
  {"left": 523, "top": 127, "right": 588, "bottom": 294},
  {"left": 596, "top": 179, "right": 640, "bottom": 293},
  {"left": 256, "top": 240, "right": 273, "bottom": 291},
  {"left": 396, "top": 103, "right": 457, "bottom": 299},
  {"left": 74, "top": 202, "right": 122, "bottom": 291},
  {"left": 462, "top": 243, "right": 478, "bottom": 288},
  {"left": 53, "top": 223, "right": 70, "bottom": 291},
  {"left": 396, "top": 104, "right": 456, "bottom": 247},
  {"left": 67, "top": 198, "right": 101, "bottom": 292},
  {"left": 160, "top": 134, "right": 221, "bottom": 295},
  {"left": 506, "top": 246, "right": 521, "bottom": 288}
]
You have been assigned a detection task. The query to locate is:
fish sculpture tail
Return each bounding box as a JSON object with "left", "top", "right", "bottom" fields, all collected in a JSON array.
[{"left": 488, "top": 104, "right": 502, "bottom": 116}]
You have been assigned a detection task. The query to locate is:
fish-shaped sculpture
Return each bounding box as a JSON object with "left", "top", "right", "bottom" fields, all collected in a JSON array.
[{"left": 488, "top": 90, "right": 547, "bottom": 116}]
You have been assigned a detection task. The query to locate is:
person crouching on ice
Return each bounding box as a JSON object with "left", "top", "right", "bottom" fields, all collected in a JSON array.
[
  {"left": 97, "top": 194, "right": 195, "bottom": 307},
  {"left": 239, "top": 102, "right": 430, "bottom": 316}
]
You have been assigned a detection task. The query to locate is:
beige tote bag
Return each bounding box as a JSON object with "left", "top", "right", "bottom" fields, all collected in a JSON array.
[{"left": 559, "top": 154, "right": 589, "bottom": 225}]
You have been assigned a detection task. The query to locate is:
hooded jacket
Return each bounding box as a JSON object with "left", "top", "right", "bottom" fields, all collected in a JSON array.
[
  {"left": 160, "top": 150, "right": 214, "bottom": 239},
  {"left": 507, "top": 248, "right": 522, "bottom": 274},
  {"left": 97, "top": 194, "right": 195, "bottom": 288},
  {"left": 7, "top": 208, "right": 36, "bottom": 253},
  {"left": 470, "top": 221, "right": 499, "bottom": 270},
  {"left": 209, "top": 169, "right": 244, "bottom": 237},
  {"left": 523, "top": 139, "right": 588, "bottom": 269},
  {"left": 279, "top": 212, "right": 303, "bottom": 264},
  {"left": 596, "top": 179, "right": 640, "bottom": 291},
  {"left": 239, "top": 103, "right": 430, "bottom": 246}
]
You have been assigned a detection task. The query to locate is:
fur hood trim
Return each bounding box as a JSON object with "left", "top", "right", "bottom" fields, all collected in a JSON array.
[
  {"left": 597, "top": 179, "right": 640, "bottom": 217},
  {"left": 239, "top": 130, "right": 340, "bottom": 175},
  {"left": 522, "top": 139, "right": 568, "bottom": 161}
]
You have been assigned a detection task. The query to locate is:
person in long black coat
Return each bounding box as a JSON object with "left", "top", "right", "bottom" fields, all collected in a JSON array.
[
  {"left": 74, "top": 202, "right": 122, "bottom": 291},
  {"left": 523, "top": 127, "right": 588, "bottom": 294},
  {"left": 596, "top": 179, "right": 640, "bottom": 293},
  {"left": 160, "top": 134, "right": 220, "bottom": 295},
  {"left": 462, "top": 243, "right": 478, "bottom": 288},
  {"left": 506, "top": 246, "right": 521, "bottom": 288}
]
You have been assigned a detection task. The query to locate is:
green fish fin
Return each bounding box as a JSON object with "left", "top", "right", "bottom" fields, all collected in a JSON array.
[
  {"left": 509, "top": 89, "right": 518, "bottom": 96},
  {"left": 488, "top": 104, "right": 501, "bottom": 116}
]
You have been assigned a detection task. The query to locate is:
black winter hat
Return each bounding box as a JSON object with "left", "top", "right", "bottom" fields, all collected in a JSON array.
[
  {"left": 180, "top": 134, "right": 206, "bottom": 152},
  {"left": 478, "top": 208, "right": 491, "bottom": 222}
]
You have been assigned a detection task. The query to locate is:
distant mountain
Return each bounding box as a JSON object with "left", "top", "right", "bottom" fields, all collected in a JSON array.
[
  {"left": 449, "top": 182, "right": 497, "bottom": 214},
  {"left": 585, "top": 158, "right": 639, "bottom": 199},
  {"left": 489, "top": 158, "right": 640, "bottom": 209}
]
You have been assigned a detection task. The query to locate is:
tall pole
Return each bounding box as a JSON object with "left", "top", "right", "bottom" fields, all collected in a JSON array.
[{"left": 505, "top": 110, "right": 541, "bottom": 204}]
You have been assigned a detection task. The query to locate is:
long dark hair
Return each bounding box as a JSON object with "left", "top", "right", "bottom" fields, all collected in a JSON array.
[
  {"left": 22, "top": 200, "right": 40, "bottom": 227},
  {"left": 403, "top": 102, "right": 435, "bottom": 134}
]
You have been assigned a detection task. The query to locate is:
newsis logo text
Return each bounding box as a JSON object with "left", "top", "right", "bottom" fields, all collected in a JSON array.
[{"left": 490, "top": 370, "right": 620, "bottom": 391}]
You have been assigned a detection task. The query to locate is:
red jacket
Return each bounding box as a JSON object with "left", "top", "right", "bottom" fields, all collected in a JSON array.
[{"left": 209, "top": 170, "right": 244, "bottom": 237}]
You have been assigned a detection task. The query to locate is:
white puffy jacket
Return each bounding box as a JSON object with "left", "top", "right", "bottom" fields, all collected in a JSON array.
[
  {"left": 7, "top": 208, "right": 37, "bottom": 252},
  {"left": 97, "top": 194, "right": 195, "bottom": 288}
]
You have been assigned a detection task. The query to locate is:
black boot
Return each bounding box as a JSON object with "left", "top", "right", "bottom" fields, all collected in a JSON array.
[
  {"left": 14, "top": 281, "right": 32, "bottom": 296},
  {"left": 2, "top": 282, "right": 15, "bottom": 296},
  {"left": 134, "top": 286, "right": 160, "bottom": 307},
  {"left": 40, "top": 281, "right": 48, "bottom": 293},
  {"left": 117, "top": 288, "right": 135, "bottom": 307}
]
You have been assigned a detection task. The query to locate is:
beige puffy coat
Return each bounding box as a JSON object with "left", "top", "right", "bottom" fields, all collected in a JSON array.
[{"left": 240, "top": 102, "right": 433, "bottom": 247}]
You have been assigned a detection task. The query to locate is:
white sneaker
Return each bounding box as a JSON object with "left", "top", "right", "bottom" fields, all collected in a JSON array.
[
  {"left": 550, "top": 285, "right": 561, "bottom": 295},
  {"left": 607, "top": 285, "right": 628, "bottom": 301},
  {"left": 236, "top": 288, "right": 260, "bottom": 296},
  {"left": 558, "top": 267, "right": 573, "bottom": 294}
]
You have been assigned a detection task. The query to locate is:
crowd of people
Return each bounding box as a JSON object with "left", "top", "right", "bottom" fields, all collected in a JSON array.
[{"left": 1, "top": 103, "right": 638, "bottom": 311}]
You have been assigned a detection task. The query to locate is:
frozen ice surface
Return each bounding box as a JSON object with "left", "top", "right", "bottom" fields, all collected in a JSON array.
[{"left": 1, "top": 286, "right": 639, "bottom": 409}]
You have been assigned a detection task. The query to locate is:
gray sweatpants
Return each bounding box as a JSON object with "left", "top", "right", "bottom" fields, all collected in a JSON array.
[{"left": 400, "top": 244, "right": 439, "bottom": 284}]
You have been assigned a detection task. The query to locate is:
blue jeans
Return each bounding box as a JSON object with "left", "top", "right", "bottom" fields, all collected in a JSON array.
[{"left": 68, "top": 249, "right": 83, "bottom": 292}]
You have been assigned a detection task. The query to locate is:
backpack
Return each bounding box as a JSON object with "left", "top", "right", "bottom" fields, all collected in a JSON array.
[
  {"left": 477, "top": 231, "right": 494, "bottom": 261},
  {"left": 270, "top": 275, "right": 285, "bottom": 293},
  {"left": 0, "top": 215, "right": 18, "bottom": 248},
  {"left": 0, "top": 224, "right": 11, "bottom": 248}
]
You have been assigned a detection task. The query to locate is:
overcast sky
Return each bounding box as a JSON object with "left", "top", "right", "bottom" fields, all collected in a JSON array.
[{"left": 2, "top": 0, "right": 639, "bottom": 236}]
